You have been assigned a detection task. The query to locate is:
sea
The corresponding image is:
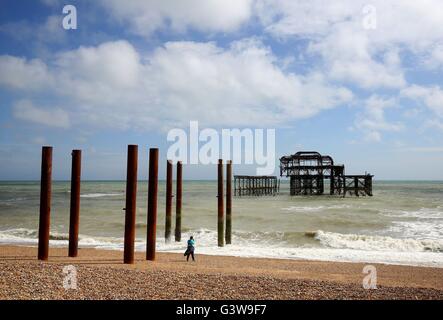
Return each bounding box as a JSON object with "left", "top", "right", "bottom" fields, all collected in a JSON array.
[{"left": 0, "top": 180, "right": 442, "bottom": 267}]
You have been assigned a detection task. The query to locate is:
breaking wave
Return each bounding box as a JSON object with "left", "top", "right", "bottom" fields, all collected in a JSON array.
[
  {"left": 80, "top": 193, "right": 124, "bottom": 198},
  {"left": 1, "top": 228, "right": 442, "bottom": 267},
  {"left": 313, "top": 230, "right": 443, "bottom": 253}
]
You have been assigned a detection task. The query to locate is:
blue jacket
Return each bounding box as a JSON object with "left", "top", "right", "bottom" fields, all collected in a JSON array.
[{"left": 187, "top": 239, "right": 195, "bottom": 247}]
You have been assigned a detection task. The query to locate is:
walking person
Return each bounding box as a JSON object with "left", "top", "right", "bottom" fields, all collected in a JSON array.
[{"left": 184, "top": 236, "right": 195, "bottom": 262}]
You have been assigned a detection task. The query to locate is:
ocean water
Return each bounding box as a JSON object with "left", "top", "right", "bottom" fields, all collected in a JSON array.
[{"left": 0, "top": 180, "right": 442, "bottom": 267}]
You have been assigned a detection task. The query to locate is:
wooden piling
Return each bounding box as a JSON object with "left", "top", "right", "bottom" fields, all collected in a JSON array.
[
  {"left": 225, "top": 160, "right": 232, "bottom": 245},
  {"left": 38, "top": 146, "right": 52, "bottom": 261},
  {"left": 165, "top": 160, "right": 173, "bottom": 243},
  {"left": 217, "top": 159, "right": 224, "bottom": 247},
  {"left": 146, "top": 148, "right": 159, "bottom": 261},
  {"left": 68, "top": 149, "right": 81, "bottom": 258},
  {"left": 123, "top": 145, "right": 138, "bottom": 264},
  {"left": 175, "top": 161, "right": 182, "bottom": 242}
]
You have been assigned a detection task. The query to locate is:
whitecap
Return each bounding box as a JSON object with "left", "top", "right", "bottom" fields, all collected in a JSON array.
[
  {"left": 80, "top": 193, "right": 124, "bottom": 198},
  {"left": 313, "top": 230, "right": 443, "bottom": 253}
]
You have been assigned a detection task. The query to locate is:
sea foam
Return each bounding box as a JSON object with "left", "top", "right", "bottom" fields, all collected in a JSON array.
[
  {"left": 313, "top": 230, "right": 443, "bottom": 252},
  {"left": 80, "top": 193, "right": 124, "bottom": 198},
  {"left": 1, "top": 227, "right": 443, "bottom": 267}
]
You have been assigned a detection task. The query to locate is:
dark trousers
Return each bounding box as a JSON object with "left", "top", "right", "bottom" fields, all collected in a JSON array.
[
  {"left": 187, "top": 251, "right": 195, "bottom": 261},
  {"left": 185, "top": 246, "right": 195, "bottom": 261}
]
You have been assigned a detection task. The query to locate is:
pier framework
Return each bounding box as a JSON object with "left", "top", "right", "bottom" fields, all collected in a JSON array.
[
  {"left": 280, "top": 151, "right": 373, "bottom": 197},
  {"left": 234, "top": 175, "right": 280, "bottom": 196}
]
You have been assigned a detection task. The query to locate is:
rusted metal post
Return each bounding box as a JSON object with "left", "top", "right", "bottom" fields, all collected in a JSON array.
[
  {"left": 217, "top": 159, "right": 224, "bottom": 247},
  {"left": 366, "top": 175, "right": 373, "bottom": 196},
  {"left": 165, "top": 160, "right": 173, "bottom": 243},
  {"left": 354, "top": 176, "right": 359, "bottom": 197},
  {"left": 124, "top": 145, "right": 138, "bottom": 264},
  {"left": 38, "top": 146, "right": 52, "bottom": 261},
  {"left": 225, "top": 160, "right": 232, "bottom": 245},
  {"left": 175, "top": 161, "right": 182, "bottom": 242},
  {"left": 68, "top": 149, "right": 81, "bottom": 258},
  {"left": 146, "top": 148, "right": 159, "bottom": 261}
]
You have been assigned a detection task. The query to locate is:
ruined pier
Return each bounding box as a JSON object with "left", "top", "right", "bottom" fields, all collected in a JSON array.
[
  {"left": 234, "top": 175, "right": 279, "bottom": 196},
  {"left": 280, "top": 151, "right": 373, "bottom": 197}
]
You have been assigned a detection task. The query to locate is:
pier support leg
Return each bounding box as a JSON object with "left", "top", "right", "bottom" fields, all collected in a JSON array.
[
  {"left": 165, "top": 160, "right": 173, "bottom": 243},
  {"left": 234, "top": 176, "right": 236, "bottom": 196},
  {"left": 146, "top": 148, "right": 159, "bottom": 261},
  {"left": 175, "top": 161, "right": 182, "bottom": 242},
  {"left": 218, "top": 159, "right": 224, "bottom": 247},
  {"left": 124, "top": 145, "right": 138, "bottom": 264},
  {"left": 354, "top": 177, "right": 359, "bottom": 197},
  {"left": 68, "top": 149, "right": 82, "bottom": 258},
  {"left": 365, "top": 176, "right": 373, "bottom": 196},
  {"left": 225, "top": 160, "right": 232, "bottom": 245},
  {"left": 38, "top": 146, "right": 52, "bottom": 261}
]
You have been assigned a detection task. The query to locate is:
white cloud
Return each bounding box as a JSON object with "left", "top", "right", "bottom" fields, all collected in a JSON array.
[
  {"left": 92, "top": 0, "right": 443, "bottom": 92},
  {"left": 255, "top": 0, "right": 443, "bottom": 89},
  {"left": 0, "top": 39, "right": 352, "bottom": 130},
  {"left": 55, "top": 40, "right": 141, "bottom": 89},
  {"left": 255, "top": 1, "right": 357, "bottom": 38},
  {"left": 354, "top": 95, "right": 403, "bottom": 142},
  {"left": 401, "top": 85, "right": 443, "bottom": 118},
  {"left": 0, "top": 56, "right": 52, "bottom": 90},
  {"left": 100, "top": 0, "right": 253, "bottom": 36},
  {"left": 144, "top": 39, "right": 352, "bottom": 128},
  {"left": 423, "top": 44, "right": 443, "bottom": 69},
  {"left": 255, "top": 0, "right": 443, "bottom": 47},
  {"left": 0, "top": 15, "right": 66, "bottom": 45},
  {"left": 12, "top": 100, "right": 70, "bottom": 128},
  {"left": 308, "top": 28, "right": 405, "bottom": 89},
  {"left": 424, "top": 119, "right": 443, "bottom": 132}
]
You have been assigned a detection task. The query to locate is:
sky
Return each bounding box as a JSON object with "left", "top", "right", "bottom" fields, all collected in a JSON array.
[{"left": 0, "top": 0, "right": 443, "bottom": 180}]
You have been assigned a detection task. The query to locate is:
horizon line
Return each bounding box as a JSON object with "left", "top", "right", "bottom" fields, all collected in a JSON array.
[{"left": 1, "top": 179, "right": 443, "bottom": 182}]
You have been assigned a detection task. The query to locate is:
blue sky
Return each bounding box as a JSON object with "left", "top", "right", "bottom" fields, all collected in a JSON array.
[{"left": 1, "top": 0, "right": 443, "bottom": 180}]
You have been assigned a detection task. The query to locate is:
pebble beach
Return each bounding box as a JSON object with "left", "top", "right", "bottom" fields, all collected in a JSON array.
[{"left": 1, "top": 245, "right": 442, "bottom": 300}]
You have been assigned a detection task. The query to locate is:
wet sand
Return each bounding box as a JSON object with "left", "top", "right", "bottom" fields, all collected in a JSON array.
[{"left": 1, "top": 245, "right": 442, "bottom": 299}]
